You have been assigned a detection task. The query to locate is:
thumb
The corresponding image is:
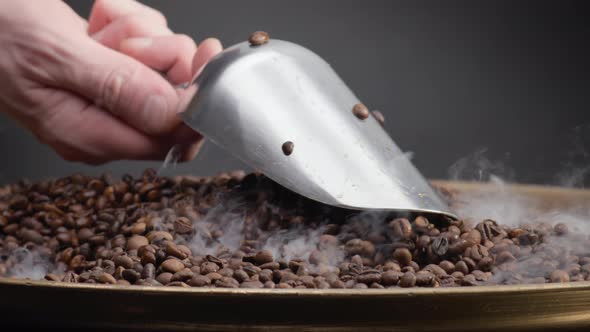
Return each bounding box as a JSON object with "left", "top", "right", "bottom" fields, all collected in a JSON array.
[{"left": 57, "top": 37, "right": 182, "bottom": 135}]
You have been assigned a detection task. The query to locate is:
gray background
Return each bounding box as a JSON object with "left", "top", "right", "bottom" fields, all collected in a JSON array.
[{"left": 1, "top": 0, "right": 589, "bottom": 186}]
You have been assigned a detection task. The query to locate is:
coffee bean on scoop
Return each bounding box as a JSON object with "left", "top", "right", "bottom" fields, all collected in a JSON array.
[
  {"left": 352, "top": 103, "right": 369, "bottom": 120},
  {"left": 282, "top": 141, "right": 294, "bottom": 156},
  {"left": 249, "top": 31, "right": 270, "bottom": 46}
]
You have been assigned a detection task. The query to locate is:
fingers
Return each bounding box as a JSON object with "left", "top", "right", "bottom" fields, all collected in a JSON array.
[
  {"left": 120, "top": 34, "right": 197, "bottom": 84},
  {"left": 34, "top": 89, "right": 185, "bottom": 164},
  {"left": 59, "top": 37, "right": 182, "bottom": 135},
  {"left": 91, "top": 14, "right": 171, "bottom": 50},
  {"left": 192, "top": 38, "right": 223, "bottom": 75},
  {"left": 88, "top": 0, "right": 166, "bottom": 35}
]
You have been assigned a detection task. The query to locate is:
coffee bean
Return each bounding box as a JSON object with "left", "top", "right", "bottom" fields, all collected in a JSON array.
[
  {"left": 98, "top": 272, "right": 117, "bottom": 284},
  {"left": 114, "top": 255, "right": 134, "bottom": 269},
  {"left": 496, "top": 251, "right": 516, "bottom": 264},
  {"left": 156, "top": 272, "right": 173, "bottom": 285},
  {"left": 174, "top": 217, "right": 193, "bottom": 234},
  {"left": 122, "top": 269, "right": 139, "bottom": 283},
  {"left": 554, "top": 223, "right": 569, "bottom": 236},
  {"left": 352, "top": 103, "right": 369, "bottom": 120},
  {"left": 381, "top": 271, "right": 403, "bottom": 286},
  {"left": 248, "top": 31, "right": 270, "bottom": 46},
  {"left": 161, "top": 259, "right": 185, "bottom": 273},
  {"left": 389, "top": 218, "right": 412, "bottom": 240},
  {"left": 461, "top": 274, "right": 478, "bottom": 286},
  {"left": 147, "top": 231, "right": 173, "bottom": 243},
  {"left": 393, "top": 248, "right": 412, "bottom": 266},
  {"left": 166, "top": 243, "right": 188, "bottom": 260},
  {"left": 216, "top": 276, "right": 240, "bottom": 288},
  {"left": 171, "top": 268, "right": 194, "bottom": 282},
  {"left": 240, "top": 280, "right": 264, "bottom": 288},
  {"left": 140, "top": 250, "right": 157, "bottom": 265},
  {"left": 188, "top": 275, "right": 211, "bottom": 287},
  {"left": 431, "top": 236, "right": 449, "bottom": 256},
  {"left": 131, "top": 222, "right": 146, "bottom": 235},
  {"left": 439, "top": 260, "right": 455, "bottom": 274},
  {"left": 550, "top": 270, "right": 570, "bottom": 283},
  {"left": 127, "top": 235, "right": 149, "bottom": 250},
  {"left": 416, "top": 271, "right": 436, "bottom": 287},
  {"left": 281, "top": 141, "right": 294, "bottom": 156},
  {"left": 44, "top": 273, "right": 61, "bottom": 282},
  {"left": 200, "top": 262, "right": 220, "bottom": 275},
  {"left": 399, "top": 272, "right": 416, "bottom": 287},
  {"left": 356, "top": 271, "right": 381, "bottom": 285},
  {"left": 371, "top": 110, "right": 385, "bottom": 125}
]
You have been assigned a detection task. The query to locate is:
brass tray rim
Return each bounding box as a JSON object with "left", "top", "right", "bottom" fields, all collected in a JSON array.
[{"left": 3, "top": 277, "right": 590, "bottom": 296}]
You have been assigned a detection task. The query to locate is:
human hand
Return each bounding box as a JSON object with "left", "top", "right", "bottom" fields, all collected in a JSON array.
[{"left": 0, "top": 0, "right": 222, "bottom": 164}]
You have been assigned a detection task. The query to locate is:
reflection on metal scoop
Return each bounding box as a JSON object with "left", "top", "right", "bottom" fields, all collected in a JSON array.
[{"left": 180, "top": 33, "right": 457, "bottom": 219}]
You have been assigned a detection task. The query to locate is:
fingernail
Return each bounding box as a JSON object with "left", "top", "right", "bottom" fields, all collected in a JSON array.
[
  {"left": 143, "top": 95, "right": 168, "bottom": 132},
  {"left": 123, "top": 37, "right": 153, "bottom": 50}
]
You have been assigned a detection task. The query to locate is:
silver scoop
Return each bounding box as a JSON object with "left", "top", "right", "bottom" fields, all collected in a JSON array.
[{"left": 180, "top": 35, "right": 456, "bottom": 219}]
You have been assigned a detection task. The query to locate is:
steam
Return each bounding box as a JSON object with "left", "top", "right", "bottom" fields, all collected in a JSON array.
[
  {"left": 450, "top": 146, "right": 590, "bottom": 284},
  {"left": 3, "top": 247, "right": 64, "bottom": 280}
]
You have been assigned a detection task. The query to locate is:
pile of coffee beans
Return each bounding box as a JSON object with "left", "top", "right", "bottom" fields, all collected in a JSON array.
[{"left": 0, "top": 169, "right": 587, "bottom": 288}]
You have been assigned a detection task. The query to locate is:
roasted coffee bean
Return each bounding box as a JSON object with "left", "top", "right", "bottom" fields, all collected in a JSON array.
[
  {"left": 415, "top": 271, "right": 436, "bottom": 287},
  {"left": 122, "top": 269, "right": 139, "bottom": 283},
  {"left": 352, "top": 103, "right": 369, "bottom": 120},
  {"left": 399, "top": 272, "right": 417, "bottom": 288},
  {"left": 496, "top": 251, "right": 516, "bottom": 264},
  {"left": 248, "top": 31, "right": 270, "bottom": 46},
  {"left": 114, "top": 255, "right": 134, "bottom": 269},
  {"left": 381, "top": 270, "right": 403, "bottom": 286},
  {"left": 127, "top": 235, "right": 149, "bottom": 250},
  {"left": 389, "top": 218, "right": 412, "bottom": 240},
  {"left": 147, "top": 231, "right": 173, "bottom": 243},
  {"left": 551, "top": 270, "right": 570, "bottom": 283},
  {"left": 439, "top": 260, "right": 455, "bottom": 274},
  {"left": 171, "top": 268, "right": 195, "bottom": 282},
  {"left": 233, "top": 269, "right": 250, "bottom": 283},
  {"left": 356, "top": 270, "right": 381, "bottom": 285},
  {"left": 156, "top": 272, "right": 173, "bottom": 285},
  {"left": 392, "top": 248, "right": 412, "bottom": 266},
  {"left": 44, "top": 273, "right": 61, "bottom": 282},
  {"left": 281, "top": 141, "right": 294, "bottom": 156},
  {"left": 345, "top": 239, "right": 376, "bottom": 257},
  {"left": 372, "top": 110, "right": 385, "bottom": 125},
  {"left": 174, "top": 217, "right": 193, "bottom": 234},
  {"left": 241, "top": 280, "right": 264, "bottom": 288},
  {"left": 131, "top": 222, "right": 146, "bottom": 235},
  {"left": 188, "top": 275, "right": 211, "bottom": 287},
  {"left": 250, "top": 250, "right": 273, "bottom": 265},
  {"left": 98, "top": 272, "right": 117, "bottom": 284},
  {"left": 200, "top": 262, "right": 220, "bottom": 275},
  {"left": 461, "top": 274, "right": 478, "bottom": 286},
  {"left": 161, "top": 259, "right": 185, "bottom": 273},
  {"left": 216, "top": 276, "right": 239, "bottom": 288},
  {"left": 554, "top": 223, "right": 569, "bottom": 236},
  {"left": 166, "top": 243, "right": 188, "bottom": 259},
  {"left": 431, "top": 236, "right": 449, "bottom": 256}
]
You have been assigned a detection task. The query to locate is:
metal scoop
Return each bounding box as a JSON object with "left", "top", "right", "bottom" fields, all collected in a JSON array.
[{"left": 180, "top": 33, "right": 456, "bottom": 219}]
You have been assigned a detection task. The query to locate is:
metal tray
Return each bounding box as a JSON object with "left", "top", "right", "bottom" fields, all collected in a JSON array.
[{"left": 1, "top": 181, "right": 590, "bottom": 331}]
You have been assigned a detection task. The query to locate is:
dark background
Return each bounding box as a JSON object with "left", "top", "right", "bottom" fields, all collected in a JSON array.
[{"left": 1, "top": 0, "right": 589, "bottom": 186}]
